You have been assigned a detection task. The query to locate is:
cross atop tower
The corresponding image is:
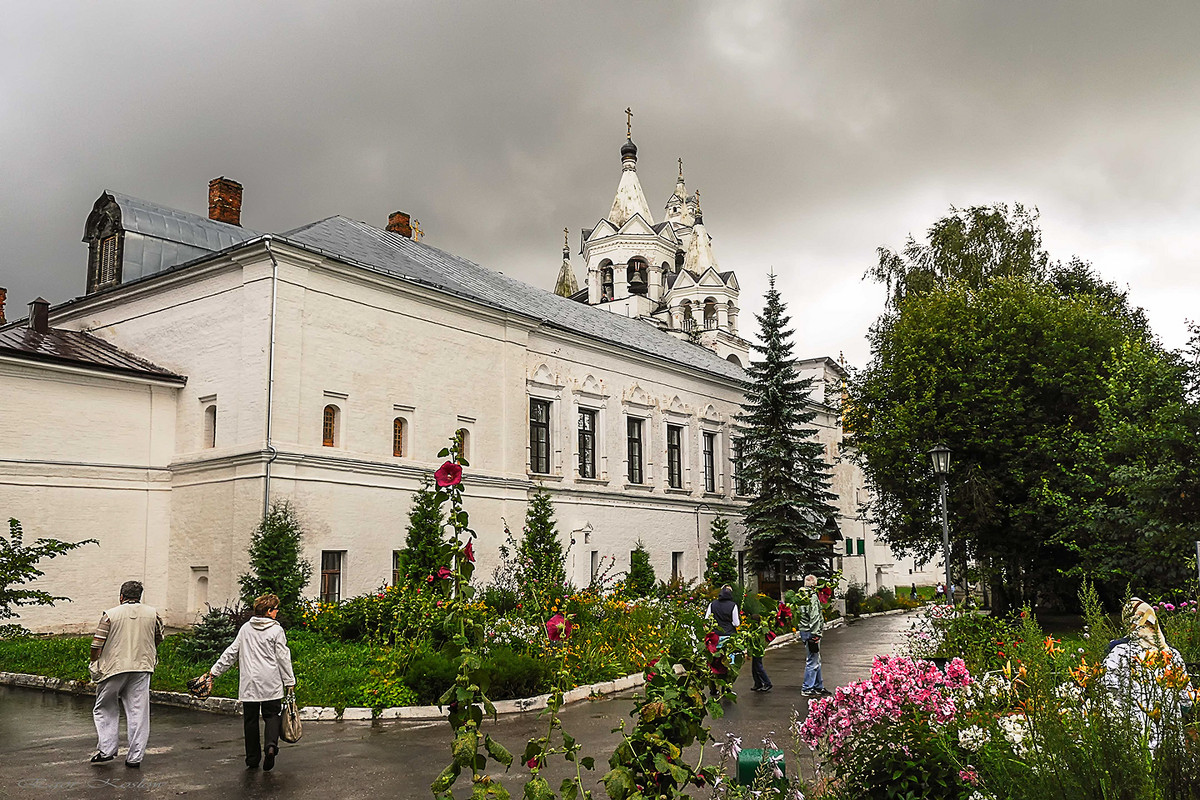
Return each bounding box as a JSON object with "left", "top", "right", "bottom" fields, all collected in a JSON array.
[
  {"left": 625, "top": 107, "right": 633, "bottom": 138},
  {"left": 563, "top": 227, "right": 569, "bottom": 253},
  {"left": 678, "top": 157, "right": 684, "bottom": 178}
]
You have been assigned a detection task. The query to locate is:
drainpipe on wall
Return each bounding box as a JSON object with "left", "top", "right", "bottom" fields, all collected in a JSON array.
[{"left": 262, "top": 237, "right": 280, "bottom": 517}]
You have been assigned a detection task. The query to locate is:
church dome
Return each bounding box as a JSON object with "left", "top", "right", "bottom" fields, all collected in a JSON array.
[{"left": 620, "top": 138, "right": 638, "bottom": 160}]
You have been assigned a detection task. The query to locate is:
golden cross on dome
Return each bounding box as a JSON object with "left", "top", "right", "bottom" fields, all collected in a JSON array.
[
  {"left": 412, "top": 218, "right": 422, "bottom": 241},
  {"left": 678, "top": 158, "right": 684, "bottom": 178},
  {"left": 625, "top": 107, "right": 633, "bottom": 138},
  {"left": 563, "top": 227, "right": 569, "bottom": 251}
]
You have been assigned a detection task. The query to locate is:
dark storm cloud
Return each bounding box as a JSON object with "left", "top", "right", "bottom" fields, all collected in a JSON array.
[{"left": 3, "top": 1, "right": 1198, "bottom": 364}]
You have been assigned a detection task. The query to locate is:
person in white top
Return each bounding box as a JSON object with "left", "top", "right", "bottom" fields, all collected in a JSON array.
[{"left": 208, "top": 594, "right": 296, "bottom": 771}]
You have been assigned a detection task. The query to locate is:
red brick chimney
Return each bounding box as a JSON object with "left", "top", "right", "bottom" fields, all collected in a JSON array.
[
  {"left": 386, "top": 211, "right": 413, "bottom": 238},
  {"left": 28, "top": 297, "right": 49, "bottom": 333},
  {"left": 208, "top": 177, "right": 243, "bottom": 226},
  {"left": 0, "top": 287, "right": 6, "bottom": 325}
]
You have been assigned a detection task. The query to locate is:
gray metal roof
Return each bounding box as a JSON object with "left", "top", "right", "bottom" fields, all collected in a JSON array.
[
  {"left": 105, "top": 192, "right": 260, "bottom": 283},
  {"left": 0, "top": 324, "right": 186, "bottom": 384},
  {"left": 280, "top": 216, "right": 747, "bottom": 383}
]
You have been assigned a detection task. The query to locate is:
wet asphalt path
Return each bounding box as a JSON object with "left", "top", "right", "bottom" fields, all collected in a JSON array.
[{"left": 0, "top": 611, "right": 913, "bottom": 799}]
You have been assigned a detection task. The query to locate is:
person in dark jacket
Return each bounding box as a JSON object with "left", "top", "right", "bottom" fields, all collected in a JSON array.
[{"left": 706, "top": 585, "right": 741, "bottom": 661}]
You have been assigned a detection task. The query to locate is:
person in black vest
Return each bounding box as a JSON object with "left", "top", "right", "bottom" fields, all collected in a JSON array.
[{"left": 705, "top": 585, "right": 741, "bottom": 659}]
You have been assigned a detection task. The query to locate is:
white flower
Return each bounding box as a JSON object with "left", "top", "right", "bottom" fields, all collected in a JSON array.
[{"left": 958, "top": 725, "right": 988, "bottom": 752}]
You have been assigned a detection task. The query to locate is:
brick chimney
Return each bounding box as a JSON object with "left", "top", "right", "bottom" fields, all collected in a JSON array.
[
  {"left": 208, "top": 177, "right": 243, "bottom": 226},
  {"left": 0, "top": 287, "right": 6, "bottom": 325},
  {"left": 386, "top": 211, "right": 413, "bottom": 238},
  {"left": 28, "top": 297, "right": 49, "bottom": 333}
]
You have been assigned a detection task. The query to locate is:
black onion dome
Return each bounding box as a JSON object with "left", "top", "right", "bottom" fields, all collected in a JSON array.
[{"left": 620, "top": 138, "right": 638, "bottom": 160}]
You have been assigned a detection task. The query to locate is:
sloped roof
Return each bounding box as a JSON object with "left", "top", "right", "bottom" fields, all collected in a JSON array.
[
  {"left": 96, "top": 192, "right": 261, "bottom": 284},
  {"left": 279, "top": 216, "right": 746, "bottom": 382},
  {"left": 0, "top": 324, "right": 186, "bottom": 384}
]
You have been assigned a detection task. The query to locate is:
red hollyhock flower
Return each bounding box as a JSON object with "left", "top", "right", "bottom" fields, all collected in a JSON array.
[
  {"left": 545, "top": 613, "right": 573, "bottom": 641},
  {"left": 705, "top": 631, "right": 720, "bottom": 654},
  {"left": 710, "top": 659, "right": 728, "bottom": 676},
  {"left": 818, "top": 586, "right": 833, "bottom": 604},
  {"left": 434, "top": 461, "right": 463, "bottom": 487},
  {"left": 437, "top": 567, "right": 452, "bottom": 580},
  {"left": 766, "top": 631, "right": 777, "bottom": 643},
  {"left": 645, "top": 658, "right": 660, "bottom": 680},
  {"left": 464, "top": 541, "right": 475, "bottom": 563},
  {"left": 426, "top": 574, "right": 435, "bottom": 583},
  {"left": 526, "top": 757, "right": 538, "bottom": 769}
]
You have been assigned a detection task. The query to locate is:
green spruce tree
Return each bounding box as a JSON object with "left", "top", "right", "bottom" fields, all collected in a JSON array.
[
  {"left": 737, "top": 274, "right": 838, "bottom": 583},
  {"left": 239, "top": 501, "right": 313, "bottom": 623},
  {"left": 625, "top": 539, "right": 657, "bottom": 597},
  {"left": 179, "top": 605, "right": 239, "bottom": 663},
  {"left": 400, "top": 479, "right": 448, "bottom": 588},
  {"left": 517, "top": 488, "right": 566, "bottom": 599},
  {"left": 704, "top": 515, "right": 737, "bottom": 587}
]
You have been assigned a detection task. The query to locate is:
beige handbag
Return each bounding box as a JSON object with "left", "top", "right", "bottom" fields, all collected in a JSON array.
[{"left": 280, "top": 688, "right": 302, "bottom": 743}]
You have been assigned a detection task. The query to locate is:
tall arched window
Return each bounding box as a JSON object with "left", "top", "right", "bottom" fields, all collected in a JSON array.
[
  {"left": 703, "top": 297, "right": 718, "bottom": 329},
  {"left": 393, "top": 418, "right": 407, "bottom": 457},
  {"left": 680, "top": 299, "right": 695, "bottom": 332},
  {"left": 323, "top": 405, "right": 339, "bottom": 447},
  {"left": 203, "top": 405, "right": 217, "bottom": 449},
  {"left": 456, "top": 428, "right": 471, "bottom": 462}
]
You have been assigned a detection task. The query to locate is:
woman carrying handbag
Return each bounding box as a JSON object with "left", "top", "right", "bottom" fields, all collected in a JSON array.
[{"left": 207, "top": 594, "right": 296, "bottom": 771}]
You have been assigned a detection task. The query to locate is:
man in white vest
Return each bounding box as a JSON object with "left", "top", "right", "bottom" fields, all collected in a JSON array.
[{"left": 88, "top": 580, "right": 164, "bottom": 768}]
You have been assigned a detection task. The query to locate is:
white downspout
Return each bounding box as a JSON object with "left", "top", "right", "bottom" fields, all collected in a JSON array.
[{"left": 262, "top": 237, "right": 280, "bottom": 517}]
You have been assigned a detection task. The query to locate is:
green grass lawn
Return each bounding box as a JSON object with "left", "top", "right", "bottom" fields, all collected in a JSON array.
[{"left": 0, "top": 631, "right": 381, "bottom": 710}]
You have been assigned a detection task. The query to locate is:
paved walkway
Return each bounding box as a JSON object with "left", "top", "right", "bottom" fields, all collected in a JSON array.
[{"left": 0, "top": 612, "right": 914, "bottom": 799}]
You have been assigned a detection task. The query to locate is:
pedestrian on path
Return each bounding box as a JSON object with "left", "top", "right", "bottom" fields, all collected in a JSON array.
[
  {"left": 706, "top": 585, "right": 741, "bottom": 662},
  {"left": 798, "top": 575, "right": 830, "bottom": 698},
  {"left": 748, "top": 615, "right": 773, "bottom": 692},
  {"left": 88, "top": 580, "right": 164, "bottom": 768},
  {"left": 207, "top": 594, "right": 296, "bottom": 771}
]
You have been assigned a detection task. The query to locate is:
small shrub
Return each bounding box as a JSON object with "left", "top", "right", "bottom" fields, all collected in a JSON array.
[
  {"left": 176, "top": 604, "right": 242, "bottom": 664},
  {"left": 239, "top": 501, "right": 312, "bottom": 624},
  {"left": 485, "top": 646, "right": 552, "bottom": 700},
  {"left": 403, "top": 647, "right": 459, "bottom": 705},
  {"left": 625, "top": 540, "right": 656, "bottom": 597},
  {"left": 845, "top": 582, "right": 865, "bottom": 616}
]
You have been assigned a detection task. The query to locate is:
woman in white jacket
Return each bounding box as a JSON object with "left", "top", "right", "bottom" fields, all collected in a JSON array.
[{"left": 209, "top": 594, "right": 296, "bottom": 771}]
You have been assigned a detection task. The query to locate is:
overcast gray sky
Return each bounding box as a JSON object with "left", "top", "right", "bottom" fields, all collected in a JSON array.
[{"left": 3, "top": 1, "right": 1198, "bottom": 367}]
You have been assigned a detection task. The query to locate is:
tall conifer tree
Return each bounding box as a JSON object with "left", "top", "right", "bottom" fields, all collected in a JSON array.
[
  {"left": 704, "top": 514, "right": 737, "bottom": 587},
  {"left": 517, "top": 488, "right": 567, "bottom": 594},
  {"left": 737, "top": 274, "right": 838, "bottom": 578},
  {"left": 400, "top": 479, "right": 447, "bottom": 588}
]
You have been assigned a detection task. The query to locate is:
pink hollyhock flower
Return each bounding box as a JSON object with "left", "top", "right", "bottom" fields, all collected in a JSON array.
[
  {"left": 710, "top": 659, "right": 728, "bottom": 676},
  {"left": 705, "top": 631, "right": 720, "bottom": 654},
  {"left": 818, "top": 587, "right": 833, "bottom": 604},
  {"left": 436, "top": 567, "right": 452, "bottom": 580},
  {"left": 645, "top": 658, "right": 660, "bottom": 680},
  {"left": 464, "top": 541, "right": 475, "bottom": 563},
  {"left": 545, "top": 613, "right": 573, "bottom": 641},
  {"left": 526, "top": 757, "right": 538, "bottom": 769},
  {"left": 434, "top": 461, "right": 463, "bottom": 487}
]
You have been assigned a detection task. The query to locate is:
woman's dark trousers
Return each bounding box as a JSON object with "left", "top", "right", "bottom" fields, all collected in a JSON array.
[
  {"left": 751, "top": 656, "right": 771, "bottom": 689},
  {"left": 242, "top": 698, "right": 282, "bottom": 766}
]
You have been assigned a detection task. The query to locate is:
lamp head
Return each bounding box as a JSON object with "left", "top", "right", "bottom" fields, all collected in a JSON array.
[{"left": 928, "top": 443, "right": 951, "bottom": 476}]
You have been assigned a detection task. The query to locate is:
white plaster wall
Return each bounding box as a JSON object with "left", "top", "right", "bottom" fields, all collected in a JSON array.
[{"left": 0, "top": 363, "right": 177, "bottom": 631}]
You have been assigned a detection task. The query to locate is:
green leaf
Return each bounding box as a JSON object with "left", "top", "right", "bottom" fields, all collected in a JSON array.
[
  {"left": 601, "top": 767, "right": 637, "bottom": 800},
  {"left": 580, "top": 756, "right": 595, "bottom": 771},
  {"left": 559, "top": 778, "right": 579, "bottom": 800},
  {"left": 431, "top": 763, "right": 460, "bottom": 793},
  {"left": 485, "top": 734, "right": 514, "bottom": 767},
  {"left": 523, "top": 778, "right": 554, "bottom": 800}
]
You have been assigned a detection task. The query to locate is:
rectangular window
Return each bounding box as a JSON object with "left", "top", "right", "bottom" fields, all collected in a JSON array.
[
  {"left": 530, "top": 399, "right": 551, "bottom": 474},
  {"left": 702, "top": 431, "right": 716, "bottom": 492},
  {"left": 731, "top": 437, "right": 747, "bottom": 496},
  {"left": 320, "top": 551, "right": 343, "bottom": 603},
  {"left": 578, "top": 408, "right": 597, "bottom": 478},
  {"left": 626, "top": 417, "right": 643, "bottom": 484},
  {"left": 672, "top": 551, "right": 684, "bottom": 581},
  {"left": 857, "top": 538, "right": 866, "bottom": 556},
  {"left": 392, "top": 550, "right": 402, "bottom": 587},
  {"left": 845, "top": 538, "right": 853, "bottom": 556},
  {"left": 666, "top": 424, "right": 683, "bottom": 488}
]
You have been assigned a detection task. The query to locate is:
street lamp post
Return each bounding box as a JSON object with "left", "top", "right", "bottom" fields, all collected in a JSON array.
[{"left": 928, "top": 444, "right": 953, "bottom": 605}]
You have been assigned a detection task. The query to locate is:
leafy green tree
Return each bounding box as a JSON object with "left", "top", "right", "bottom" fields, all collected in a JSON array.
[
  {"left": 847, "top": 208, "right": 1187, "bottom": 611},
  {"left": 0, "top": 518, "right": 95, "bottom": 623},
  {"left": 704, "top": 515, "right": 737, "bottom": 587},
  {"left": 517, "top": 488, "right": 566, "bottom": 603},
  {"left": 736, "top": 274, "right": 838, "bottom": 578},
  {"left": 626, "top": 540, "right": 656, "bottom": 597},
  {"left": 239, "top": 501, "right": 313, "bottom": 622},
  {"left": 398, "top": 479, "right": 448, "bottom": 588}
]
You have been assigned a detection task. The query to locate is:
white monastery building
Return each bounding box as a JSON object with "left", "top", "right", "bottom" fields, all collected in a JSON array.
[{"left": 0, "top": 131, "right": 934, "bottom": 631}]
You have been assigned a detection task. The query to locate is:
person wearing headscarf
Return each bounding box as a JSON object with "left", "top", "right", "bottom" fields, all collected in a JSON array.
[{"left": 1101, "top": 597, "right": 1194, "bottom": 749}]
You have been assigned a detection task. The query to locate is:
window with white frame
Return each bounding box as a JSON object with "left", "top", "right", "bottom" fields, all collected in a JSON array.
[
  {"left": 626, "top": 417, "right": 644, "bottom": 484},
  {"left": 666, "top": 424, "right": 683, "bottom": 488},
  {"left": 702, "top": 431, "right": 716, "bottom": 492},
  {"left": 530, "top": 399, "right": 552, "bottom": 474},
  {"left": 578, "top": 408, "right": 598, "bottom": 478}
]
